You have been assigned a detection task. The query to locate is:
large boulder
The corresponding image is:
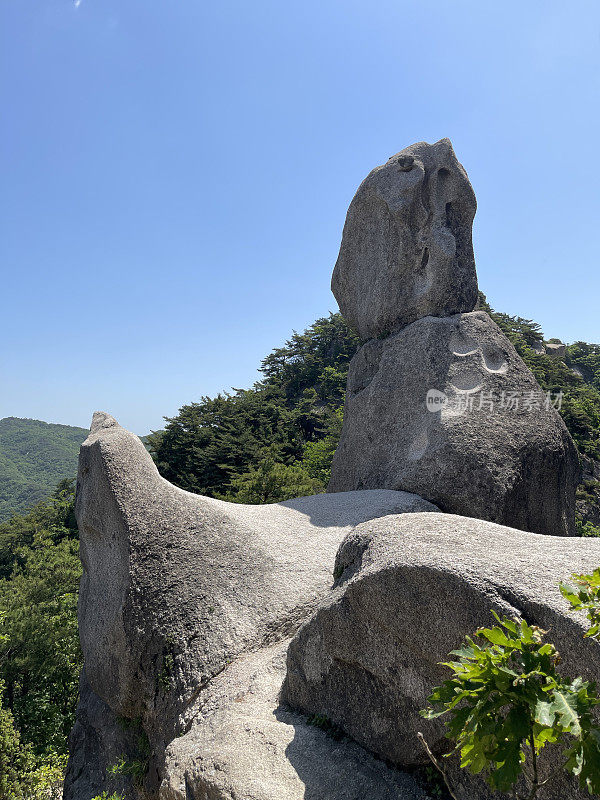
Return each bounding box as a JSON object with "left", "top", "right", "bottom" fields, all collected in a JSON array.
[
  {"left": 283, "top": 512, "right": 600, "bottom": 799},
  {"left": 331, "top": 138, "right": 478, "bottom": 340},
  {"left": 65, "top": 412, "right": 437, "bottom": 799},
  {"left": 328, "top": 310, "right": 579, "bottom": 537}
]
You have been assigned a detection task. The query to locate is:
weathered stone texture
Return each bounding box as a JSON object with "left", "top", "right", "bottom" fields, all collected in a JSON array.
[
  {"left": 332, "top": 138, "right": 478, "bottom": 340},
  {"left": 328, "top": 310, "right": 578, "bottom": 537},
  {"left": 284, "top": 512, "right": 600, "bottom": 799},
  {"left": 65, "top": 412, "right": 436, "bottom": 799}
]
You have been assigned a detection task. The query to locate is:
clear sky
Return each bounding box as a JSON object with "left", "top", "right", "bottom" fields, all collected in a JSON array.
[{"left": 1, "top": 1, "right": 599, "bottom": 434}]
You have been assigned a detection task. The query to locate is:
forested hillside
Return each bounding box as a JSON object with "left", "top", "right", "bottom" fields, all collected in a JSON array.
[{"left": 0, "top": 419, "right": 88, "bottom": 521}]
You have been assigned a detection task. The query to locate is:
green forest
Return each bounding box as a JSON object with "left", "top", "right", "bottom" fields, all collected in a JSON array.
[
  {"left": 1, "top": 297, "right": 600, "bottom": 797},
  {"left": 0, "top": 481, "right": 79, "bottom": 799}
]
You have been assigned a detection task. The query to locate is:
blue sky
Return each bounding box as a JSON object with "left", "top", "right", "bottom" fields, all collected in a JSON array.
[{"left": 1, "top": 0, "right": 599, "bottom": 434}]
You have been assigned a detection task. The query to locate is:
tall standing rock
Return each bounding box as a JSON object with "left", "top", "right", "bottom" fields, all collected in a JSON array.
[
  {"left": 329, "top": 140, "right": 579, "bottom": 536},
  {"left": 332, "top": 138, "right": 478, "bottom": 340}
]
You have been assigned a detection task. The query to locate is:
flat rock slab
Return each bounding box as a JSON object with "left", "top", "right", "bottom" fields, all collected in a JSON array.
[
  {"left": 332, "top": 138, "right": 478, "bottom": 340},
  {"left": 328, "top": 311, "right": 578, "bottom": 537}
]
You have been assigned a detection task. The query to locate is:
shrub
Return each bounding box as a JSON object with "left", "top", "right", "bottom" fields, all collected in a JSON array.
[
  {"left": 91, "top": 794, "right": 124, "bottom": 800},
  {"left": 0, "top": 677, "right": 66, "bottom": 800},
  {"left": 219, "top": 456, "right": 322, "bottom": 504},
  {"left": 561, "top": 569, "right": 600, "bottom": 640},
  {"left": 420, "top": 612, "right": 600, "bottom": 798},
  {"left": 576, "top": 519, "right": 600, "bottom": 538}
]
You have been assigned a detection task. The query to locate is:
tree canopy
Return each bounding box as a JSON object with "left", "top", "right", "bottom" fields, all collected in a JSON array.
[
  {"left": 147, "top": 313, "right": 359, "bottom": 500},
  {"left": 0, "top": 480, "right": 81, "bottom": 789},
  {"left": 150, "top": 305, "right": 600, "bottom": 498}
]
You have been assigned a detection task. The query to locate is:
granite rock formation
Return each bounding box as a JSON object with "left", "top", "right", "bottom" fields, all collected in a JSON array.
[
  {"left": 64, "top": 412, "right": 436, "bottom": 800},
  {"left": 65, "top": 412, "right": 592, "bottom": 800},
  {"left": 160, "top": 640, "right": 428, "bottom": 800},
  {"left": 545, "top": 341, "right": 567, "bottom": 358},
  {"left": 328, "top": 310, "right": 579, "bottom": 536},
  {"left": 331, "top": 138, "right": 478, "bottom": 340},
  {"left": 66, "top": 140, "right": 586, "bottom": 800},
  {"left": 283, "top": 512, "right": 600, "bottom": 799},
  {"left": 329, "top": 141, "right": 578, "bottom": 536}
]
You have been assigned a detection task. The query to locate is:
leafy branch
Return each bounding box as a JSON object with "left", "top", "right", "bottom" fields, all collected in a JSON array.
[{"left": 420, "top": 612, "right": 600, "bottom": 799}]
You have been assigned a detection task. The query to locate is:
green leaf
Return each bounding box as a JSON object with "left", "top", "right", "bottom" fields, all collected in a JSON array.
[
  {"left": 560, "top": 582, "right": 582, "bottom": 607},
  {"left": 503, "top": 706, "right": 530, "bottom": 741},
  {"left": 488, "top": 745, "right": 523, "bottom": 792},
  {"left": 492, "top": 611, "right": 518, "bottom": 634},
  {"left": 534, "top": 699, "right": 555, "bottom": 727},
  {"left": 551, "top": 689, "right": 582, "bottom": 735},
  {"left": 476, "top": 627, "right": 511, "bottom": 647}
]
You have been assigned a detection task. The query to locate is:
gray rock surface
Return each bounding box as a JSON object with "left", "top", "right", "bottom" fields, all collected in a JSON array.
[
  {"left": 283, "top": 511, "right": 600, "bottom": 800},
  {"left": 577, "top": 456, "right": 600, "bottom": 529},
  {"left": 332, "top": 138, "right": 478, "bottom": 340},
  {"left": 63, "top": 670, "right": 135, "bottom": 800},
  {"left": 160, "top": 640, "right": 429, "bottom": 800},
  {"left": 328, "top": 310, "right": 579, "bottom": 537},
  {"left": 66, "top": 412, "right": 437, "bottom": 799},
  {"left": 545, "top": 342, "right": 567, "bottom": 358}
]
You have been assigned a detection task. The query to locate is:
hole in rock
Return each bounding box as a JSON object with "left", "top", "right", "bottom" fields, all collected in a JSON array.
[
  {"left": 449, "top": 371, "right": 483, "bottom": 392},
  {"left": 482, "top": 347, "right": 508, "bottom": 373},
  {"left": 449, "top": 331, "right": 479, "bottom": 356}
]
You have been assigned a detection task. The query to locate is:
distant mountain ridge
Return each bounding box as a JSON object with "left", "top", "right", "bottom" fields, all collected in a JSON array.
[{"left": 0, "top": 417, "right": 89, "bottom": 521}]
